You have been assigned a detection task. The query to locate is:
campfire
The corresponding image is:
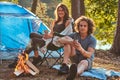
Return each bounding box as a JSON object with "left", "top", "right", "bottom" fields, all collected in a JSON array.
[{"left": 14, "top": 53, "right": 39, "bottom": 76}]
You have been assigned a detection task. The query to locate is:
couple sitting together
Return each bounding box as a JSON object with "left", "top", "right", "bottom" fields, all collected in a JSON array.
[{"left": 8, "top": 3, "right": 96, "bottom": 80}]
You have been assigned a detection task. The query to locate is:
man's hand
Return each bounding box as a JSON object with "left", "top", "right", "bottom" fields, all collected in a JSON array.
[{"left": 72, "top": 40, "right": 82, "bottom": 51}]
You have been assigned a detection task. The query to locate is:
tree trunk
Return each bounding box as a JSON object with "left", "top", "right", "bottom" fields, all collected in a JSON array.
[
  {"left": 31, "top": 0, "right": 38, "bottom": 14},
  {"left": 79, "top": 0, "right": 85, "bottom": 16},
  {"left": 110, "top": 0, "right": 120, "bottom": 56},
  {"left": 71, "top": 0, "right": 85, "bottom": 20}
]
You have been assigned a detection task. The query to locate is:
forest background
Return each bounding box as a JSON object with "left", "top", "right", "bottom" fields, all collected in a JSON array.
[
  {"left": 0, "top": 0, "right": 120, "bottom": 80},
  {"left": 0, "top": 0, "right": 119, "bottom": 54}
]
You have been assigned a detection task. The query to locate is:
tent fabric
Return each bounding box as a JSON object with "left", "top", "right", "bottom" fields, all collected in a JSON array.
[
  {"left": 0, "top": 17, "right": 33, "bottom": 48},
  {"left": 32, "top": 19, "right": 50, "bottom": 34},
  {"left": 0, "top": 2, "right": 50, "bottom": 59},
  {"left": 0, "top": 2, "right": 37, "bottom": 18}
]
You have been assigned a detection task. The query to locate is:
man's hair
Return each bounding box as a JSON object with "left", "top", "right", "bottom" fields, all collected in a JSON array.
[{"left": 74, "top": 16, "right": 95, "bottom": 35}]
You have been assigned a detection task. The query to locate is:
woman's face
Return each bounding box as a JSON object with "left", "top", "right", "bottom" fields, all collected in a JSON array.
[
  {"left": 78, "top": 21, "right": 88, "bottom": 34},
  {"left": 57, "top": 7, "right": 65, "bottom": 18}
]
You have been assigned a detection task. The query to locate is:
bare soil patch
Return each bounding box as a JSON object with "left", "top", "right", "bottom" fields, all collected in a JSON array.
[{"left": 0, "top": 50, "right": 120, "bottom": 80}]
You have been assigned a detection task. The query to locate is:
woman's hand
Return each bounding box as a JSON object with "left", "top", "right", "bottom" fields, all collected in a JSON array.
[
  {"left": 43, "top": 30, "right": 51, "bottom": 39},
  {"left": 43, "top": 33, "right": 50, "bottom": 39}
]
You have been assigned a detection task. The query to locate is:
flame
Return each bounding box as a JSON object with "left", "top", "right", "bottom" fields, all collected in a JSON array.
[{"left": 15, "top": 53, "right": 29, "bottom": 73}]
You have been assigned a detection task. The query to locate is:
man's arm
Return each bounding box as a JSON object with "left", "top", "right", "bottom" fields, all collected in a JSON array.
[{"left": 73, "top": 40, "right": 95, "bottom": 58}]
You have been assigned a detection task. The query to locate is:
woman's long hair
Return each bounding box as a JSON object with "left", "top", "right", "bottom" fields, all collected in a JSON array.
[{"left": 54, "top": 3, "right": 70, "bottom": 25}]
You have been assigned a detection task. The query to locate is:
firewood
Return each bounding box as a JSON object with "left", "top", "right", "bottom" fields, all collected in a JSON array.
[{"left": 26, "top": 60, "right": 39, "bottom": 74}]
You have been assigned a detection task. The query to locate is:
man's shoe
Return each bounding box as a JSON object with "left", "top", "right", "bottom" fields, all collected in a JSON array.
[
  {"left": 32, "top": 55, "right": 42, "bottom": 66},
  {"left": 66, "top": 63, "right": 77, "bottom": 80},
  {"left": 59, "top": 63, "right": 69, "bottom": 74}
]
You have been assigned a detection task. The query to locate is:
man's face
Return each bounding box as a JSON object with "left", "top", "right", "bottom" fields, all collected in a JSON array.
[{"left": 78, "top": 21, "right": 88, "bottom": 34}]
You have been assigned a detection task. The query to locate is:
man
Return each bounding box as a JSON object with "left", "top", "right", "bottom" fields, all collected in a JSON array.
[{"left": 58, "top": 16, "right": 97, "bottom": 80}]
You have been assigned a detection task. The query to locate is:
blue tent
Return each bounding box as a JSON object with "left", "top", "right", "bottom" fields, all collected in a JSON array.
[{"left": 0, "top": 2, "right": 50, "bottom": 59}]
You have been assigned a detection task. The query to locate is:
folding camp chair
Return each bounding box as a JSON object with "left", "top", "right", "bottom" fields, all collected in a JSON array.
[
  {"left": 39, "top": 18, "right": 74, "bottom": 68},
  {"left": 39, "top": 33, "right": 64, "bottom": 68}
]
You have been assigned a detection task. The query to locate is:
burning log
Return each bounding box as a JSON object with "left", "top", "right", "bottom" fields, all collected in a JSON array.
[{"left": 14, "top": 53, "right": 39, "bottom": 76}]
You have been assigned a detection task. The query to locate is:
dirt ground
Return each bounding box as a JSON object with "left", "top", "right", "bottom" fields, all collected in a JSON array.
[{"left": 0, "top": 50, "right": 120, "bottom": 80}]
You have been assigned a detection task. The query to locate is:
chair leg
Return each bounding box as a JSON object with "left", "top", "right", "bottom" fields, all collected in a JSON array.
[
  {"left": 39, "top": 49, "right": 63, "bottom": 69},
  {"left": 39, "top": 50, "right": 49, "bottom": 66},
  {"left": 49, "top": 52, "right": 63, "bottom": 68}
]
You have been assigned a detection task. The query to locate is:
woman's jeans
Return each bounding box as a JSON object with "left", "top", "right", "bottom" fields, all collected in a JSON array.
[{"left": 24, "top": 33, "right": 45, "bottom": 54}]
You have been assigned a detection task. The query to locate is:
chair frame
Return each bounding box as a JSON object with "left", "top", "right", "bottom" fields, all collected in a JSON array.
[
  {"left": 39, "top": 48, "right": 63, "bottom": 68},
  {"left": 39, "top": 33, "right": 65, "bottom": 68}
]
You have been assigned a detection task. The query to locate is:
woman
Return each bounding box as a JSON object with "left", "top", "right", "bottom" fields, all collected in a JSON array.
[
  {"left": 8, "top": 3, "right": 73, "bottom": 68},
  {"left": 58, "top": 16, "right": 96, "bottom": 80}
]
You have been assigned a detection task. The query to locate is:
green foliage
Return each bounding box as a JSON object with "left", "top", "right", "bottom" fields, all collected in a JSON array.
[
  {"left": 18, "top": 0, "right": 32, "bottom": 7},
  {"left": 85, "top": 0, "right": 118, "bottom": 45},
  {"left": 36, "top": 1, "right": 54, "bottom": 27},
  {"left": 62, "top": 0, "right": 71, "bottom": 16},
  {"left": 62, "top": 0, "right": 117, "bottom": 45},
  {"left": 0, "top": 0, "right": 8, "bottom": 1},
  {"left": 36, "top": 0, "right": 62, "bottom": 27},
  {"left": 0, "top": 0, "right": 18, "bottom": 4},
  {"left": 14, "top": 0, "right": 118, "bottom": 45},
  {"left": 40, "top": 0, "right": 62, "bottom": 18},
  {"left": 11, "top": 0, "right": 18, "bottom": 4},
  {"left": 41, "top": 0, "right": 61, "bottom": 3}
]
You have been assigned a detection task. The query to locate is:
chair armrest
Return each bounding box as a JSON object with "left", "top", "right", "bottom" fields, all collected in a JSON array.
[{"left": 53, "top": 32, "right": 65, "bottom": 37}]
